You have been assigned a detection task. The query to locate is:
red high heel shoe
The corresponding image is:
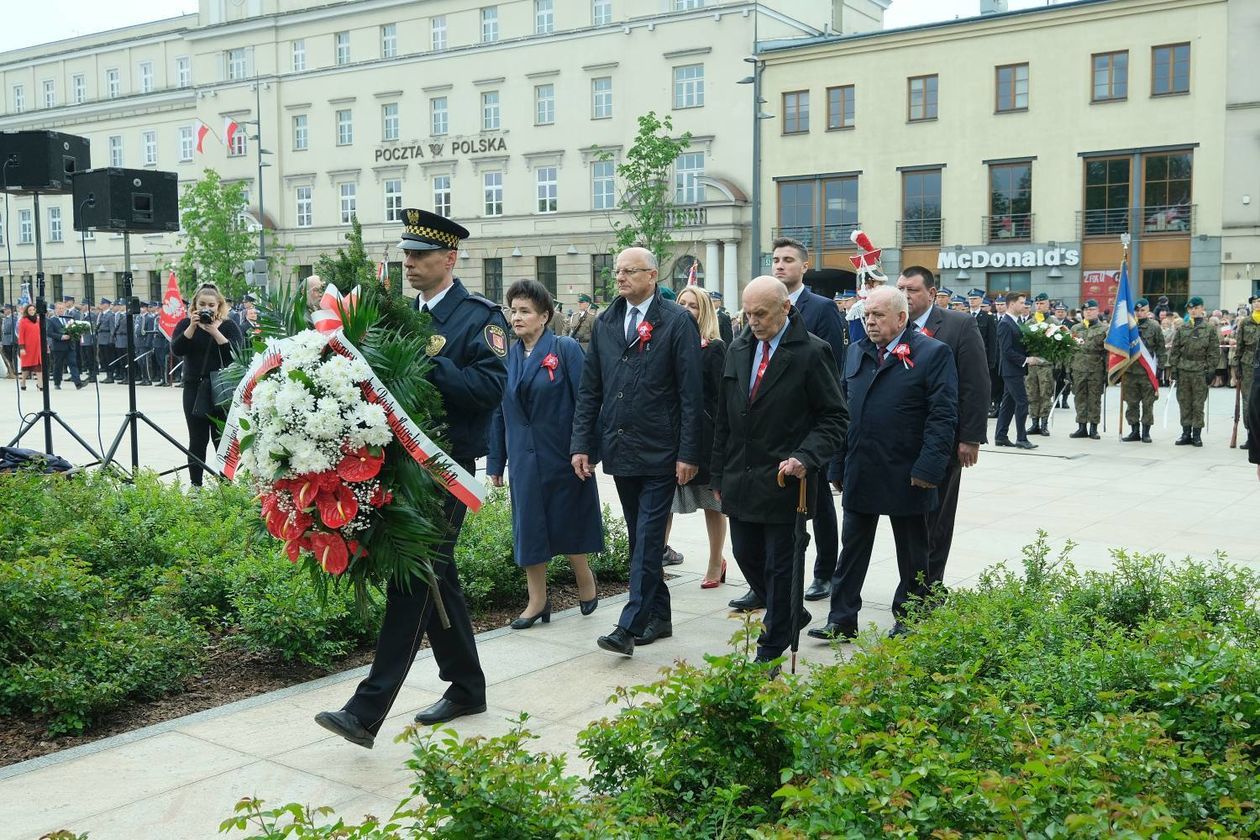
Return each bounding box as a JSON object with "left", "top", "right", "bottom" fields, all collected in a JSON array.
[{"left": 700, "top": 560, "right": 727, "bottom": 589}]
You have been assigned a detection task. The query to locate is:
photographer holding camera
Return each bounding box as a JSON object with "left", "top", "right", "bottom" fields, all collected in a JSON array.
[{"left": 171, "top": 283, "right": 243, "bottom": 488}]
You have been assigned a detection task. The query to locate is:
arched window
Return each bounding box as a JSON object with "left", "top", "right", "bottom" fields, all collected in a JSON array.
[{"left": 669, "top": 255, "right": 703, "bottom": 291}]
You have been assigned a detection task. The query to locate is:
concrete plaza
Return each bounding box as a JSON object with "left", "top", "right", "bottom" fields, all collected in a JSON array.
[{"left": 1, "top": 380, "right": 1256, "bottom": 839}]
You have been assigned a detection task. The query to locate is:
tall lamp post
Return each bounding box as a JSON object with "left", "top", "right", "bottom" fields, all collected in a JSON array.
[
  {"left": 243, "top": 78, "right": 274, "bottom": 288},
  {"left": 738, "top": 57, "right": 773, "bottom": 282}
]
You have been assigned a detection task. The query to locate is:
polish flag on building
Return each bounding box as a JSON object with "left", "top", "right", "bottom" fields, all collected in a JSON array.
[
  {"left": 223, "top": 117, "right": 242, "bottom": 149},
  {"left": 194, "top": 120, "right": 212, "bottom": 154}
]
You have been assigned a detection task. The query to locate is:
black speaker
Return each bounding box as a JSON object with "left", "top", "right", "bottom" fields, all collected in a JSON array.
[
  {"left": 0, "top": 130, "right": 91, "bottom": 194},
  {"left": 72, "top": 168, "right": 179, "bottom": 233}
]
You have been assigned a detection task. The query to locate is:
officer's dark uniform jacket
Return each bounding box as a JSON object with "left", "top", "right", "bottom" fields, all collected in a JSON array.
[
  {"left": 413, "top": 277, "right": 509, "bottom": 461},
  {"left": 570, "top": 291, "right": 703, "bottom": 476}
]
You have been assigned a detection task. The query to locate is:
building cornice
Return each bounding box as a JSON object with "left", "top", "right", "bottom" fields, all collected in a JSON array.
[{"left": 0, "top": 88, "right": 197, "bottom": 131}]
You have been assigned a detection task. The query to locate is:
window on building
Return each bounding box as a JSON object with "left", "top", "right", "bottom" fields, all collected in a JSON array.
[
  {"left": 482, "top": 91, "right": 501, "bottom": 131},
  {"left": 673, "top": 64, "right": 704, "bottom": 109},
  {"left": 484, "top": 171, "right": 504, "bottom": 216},
  {"left": 106, "top": 69, "right": 120, "bottom": 98},
  {"left": 178, "top": 126, "right": 194, "bottom": 161},
  {"left": 777, "top": 181, "right": 816, "bottom": 246},
  {"left": 226, "top": 48, "right": 247, "bottom": 80},
  {"left": 336, "top": 109, "right": 353, "bottom": 145},
  {"left": 176, "top": 56, "right": 191, "bottom": 88},
  {"left": 335, "top": 31, "right": 351, "bottom": 65},
  {"left": 988, "top": 162, "right": 1032, "bottom": 242},
  {"left": 72, "top": 74, "right": 85, "bottom": 104},
  {"left": 996, "top": 63, "right": 1028, "bottom": 112},
  {"left": 591, "top": 76, "right": 612, "bottom": 119},
  {"left": 484, "top": 257, "right": 504, "bottom": 303},
  {"left": 431, "top": 96, "right": 448, "bottom": 135},
  {"left": 674, "top": 151, "right": 704, "bottom": 204},
  {"left": 1141, "top": 267, "right": 1189, "bottom": 312},
  {"left": 48, "top": 207, "right": 62, "bottom": 243},
  {"left": 19, "top": 210, "right": 33, "bottom": 244},
  {"left": 1152, "top": 43, "right": 1190, "bottom": 96},
  {"left": 673, "top": 0, "right": 704, "bottom": 9},
  {"left": 1142, "top": 151, "right": 1192, "bottom": 234},
  {"left": 433, "top": 175, "right": 452, "bottom": 216},
  {"left": 985, "top": 271, "right": 1031, "bottom": 293},
  {"left": 1083, "top": 157, "right": 1131, "bottom": 236},
  {"left": 536, "top": 167, "right": 558, "bottom": 213},
  {"left": 1092, "top": 50, "right": 1128, "bottom": 102},
  {"left": 536, "top": 0, "right": 555, "bottom": 34},
  {"left": 592, "top": 0, "right": 612, "bottom": 25},
  {"left": 291, "top": 39, "right": 306, "bottom": 72},
  {"left": 296, "top": 186, "right": 313, "bottom": 227},
  {"left": 823, "top": 177, "right": 859, "bottom": 246},
  {"left": 591, "top": 252, "right": 613, "bottom": 293},
  {"left": 901, "top": 169, "right": 942, "bottom": 244},
  {"left": 384, "top": 178, "right": 403, "bottom": 222},
  {"left": 382, "top": 102, "right": 399, "bottom": 141},
  {"left": 381, "top": 23, "right": 397, "bottom": 59},
  {"left": 431, "top": 16, "right": 447, "bottom": 50},
  {"left": 41, "top": 79, "right": 55, "bottom": 109},
  {"left": 536, "top": 255, "right": 557, "bottom": 296},
  {"left": 292, "top": 114, "right": 309, "bottom": 150},
  {"left": 827, "top": 84, "right": 854, "bottom": 129},
  {"left": 142, "top": 130, "right": 157, "bottom": 165},
  {"left": 481, "top": 7, "right": 499, "bottom": 43},
  {"left": 782, "top": 90, "right": 809, "bottom": 134},
  {"left": 339, "top": 182, "right": 357, "bottom": 224},
  {"left": 138, "top": 61, "right": 154, "bottom": 93},
  {"left": 908, "top": 74, "right": 938, "bottom": 121},
  {"left": 775, "top": 177, "right": 859, "bottom": 249},
  {"left": 592, "top": 159, "right": 615, "bottom": 210},
  {"left": 11, "top": 85, "right": 24, "bottom": 112},
  {"left": 535, "top": 84, "right": 555, "bottom": 125},
  {"left": 229, "top": 129, "right": 246, "bottom": 157},
  {"left": 108, "top": 135, "right": 123, "bottom": 167}
]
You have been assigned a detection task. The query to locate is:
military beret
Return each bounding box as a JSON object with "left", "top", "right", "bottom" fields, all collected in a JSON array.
[
  {"left": 967, "top": 288, "right": 985, "bottom": 299},
  {"left": 1034, "top": 292, "right": 1050, "bottom": 302},
  {"left": 1135, "top": 297, "right": 1150, "bottom": 308},
  {"left": 577, "top": 293, "right": 592, "bottom": 303},
  {"left": 1188, "top": 296, "right": 1204, "bottom": 307},
  {"left": 1248, "top": 295, "right": 1257, "bottom": 304},
  {"left": 658, "top": 285, "right": 677, "bottom": 301},
  {"left": 397, "top": 207, "right": 469, "bottom": 251},
  {"left": 99, "top": 297, "right": 112, "bottom": 305},
  {"left": 1084, "top": 299, "right": 1100, "bottom": 308}
]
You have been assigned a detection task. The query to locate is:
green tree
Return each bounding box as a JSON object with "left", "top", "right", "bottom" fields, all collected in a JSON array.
[
  {"left": 314, "top": 216, "right": 391, "bottom": 294},
  {"left": 176, "top": 169, "right": 256, "bottom": 300}
]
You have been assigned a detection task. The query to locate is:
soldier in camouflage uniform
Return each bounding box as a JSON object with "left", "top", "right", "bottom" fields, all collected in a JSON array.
[
  {"left": 1068, "top": 299, "right": 1108, "bottom": 440},
  {"left": 567, "top": 293, "right": 595, "bottom": 353},
  {"left": 1229, "top": 296, "right": 1260, "bottom": 448},
  {"left": 1025, "top": 292, "right": 1058, "bottom": 435},
  {"left": 1121, "top": 298, "right": 1168, "bottom": 443},
  {"left": 1170, "top": 296, "right": 1221, "bottom": 447}
]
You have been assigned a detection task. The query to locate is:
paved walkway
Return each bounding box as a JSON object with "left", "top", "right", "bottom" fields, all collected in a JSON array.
[{"left": 1, "top": 381, "right": 1256, "bottom": 839}]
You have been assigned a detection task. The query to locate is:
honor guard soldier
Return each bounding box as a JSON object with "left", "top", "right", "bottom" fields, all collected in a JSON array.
[
  {"left": 567, "top": 293, "right": 596, "bottom": 352},
  {"left": 134, "top": 303, "right": 154, "bottom": 385},
  {"left": 316, "top": 208, "right": 508, "bottom": 750},
  {"left": 1230, "top": 296, "right": 1260, "bottom": 448},
  {"left": 1025, "top": 293, "right": 1058, "bottom": 435},
  {"left": 1170, "top": 296, "right": 1220, "bottom": 447},
  {"left": 96, "top": 298, "right": 117, "bottom": 382},
  {"left": 1052, "top": 301, "right": 1074, "bottom": 408},
  {"left": 1121, "top": 298, "right": 1168, "bottom": 442},
  {"left": 110, "top": 299, "right": 131, "bottom": 384},
  {"left": 1068, "top": 299, "right": 1108, "bottom": 439},
  {"left": 81, "top": 301, "right": 100, "bottom": 381}
]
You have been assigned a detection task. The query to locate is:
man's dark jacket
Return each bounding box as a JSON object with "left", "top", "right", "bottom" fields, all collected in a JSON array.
[
  {"left": 711, "top": 310, "right": 848, "bottom": 524},
  {"left": 794, "top": 285, "right": 846, "bottom": 373},
  {"left": 571, "top": 291, "right": 702, "bottom": 476},
  {"left": 921, "top": 306, "right": 990, "bottom": 446},
  {"left": 997, "top": 313, "right": 1027, "bottom": 377},
  {"left": 972, "top": 308, "right": 999, "bottom": 369}
]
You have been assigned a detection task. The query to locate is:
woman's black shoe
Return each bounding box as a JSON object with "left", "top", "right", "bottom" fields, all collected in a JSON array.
[
  {"left": 511, "top": 601, "right": 551, "bottom": 629},
  {"left": 580, "top": 574, "right": 598, "bottom": 615}
]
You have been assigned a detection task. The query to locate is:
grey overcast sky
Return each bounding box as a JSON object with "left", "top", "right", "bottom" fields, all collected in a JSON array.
[{"left": 0, "top": 0, "right": 1059, "bottom": 53}]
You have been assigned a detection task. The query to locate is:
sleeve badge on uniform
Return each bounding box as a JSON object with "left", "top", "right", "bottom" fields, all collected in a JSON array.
[
  {"left": 426, "top": 334, "right": 447, "bottom": 357},
  {"left": 485, "top": 324, "right": 508, "bottom": 358}
]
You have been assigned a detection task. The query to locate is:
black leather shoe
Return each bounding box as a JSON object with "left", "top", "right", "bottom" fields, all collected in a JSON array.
[
  {"left": 1122, "top": 425, "right": 1142, "bottom": 442},
  {"left": 510, "top": 600, "right": 551, "bottom": 629},
  {"left": 1175, "top": 426, "right": 1192, "bottom": 445},
  {"left": 414, "top": 697, "right": 487, "bottom": 725},
  {"left": 1013, "top": 440, "right": 1038, "bottom": 450},
  {"left": 753, "top": 653, "right": 782, "bottom": 680},
  {"left": 994, "top": 437, "right": 1014, "bottom": 447},
  {"left": 662, "top": 545, "right": 684, "bottom": 566},
  {"left": 803, "top": 578, "right": 832, "bottom": 601},
  {"left": 728, "top": 591, "right": 765, "bottom": 612},
  {"left": 807, "top": 622, "right": 858, "bottom": 642},
  {"left": 597, "top": 626, "right": 635, "bottom": 656},
  {"left": 314, "top": 709, "right": 374, "bottom": 749},
  {"left": 634, "top": 618, "right": 673, "bottom": 646},
  {"left": 1069, "top": 423, "right": 1089, "bottom": 438}
]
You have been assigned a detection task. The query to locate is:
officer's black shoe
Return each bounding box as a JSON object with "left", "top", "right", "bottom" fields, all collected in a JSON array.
[
  {"left": 1088, "top": 423, "right": 1100, "bottom": 440},
  {"left": 1191, "top": 428, "right": 1203, "bottom": 447},
  {"left": 1122, "top": 424, "right": 1142, "bottom": 442},
  {"left": 988, "top": 406, "right": 999, "bottom": 418},
  {"left": 807, "top": 622, "right": 858, "bottom": 642},
  {"left": 728, "top": 591, "right": 765, "bottom": 611},
  {"left": 1028, "top": 419, "right": 1041, "bottom": 434},
  {"left": 1141, "top": 425, "right": 1153, "bottom": 443},
  {"left": 1012, "top": 440, "right": 1038, "bottom": 450},
  {"left": 597, "top": 626, "right": 635, "bottom": 656},
  {"left": 753, "top": 653, "right": 782, "bottom": 680},
  {"left": 314, "top": 709, "right": 374, "bottom": 749},
  {"left": 1069, "top": 423, "right": 1090, "bottom": 438},
  {"left": 634, "top": 618, "right": 673, "bottom": 646},
  {"left": 1175, "top": 426, "right": 1192, "bottom": 445},
  {"left": 994, "top": 437, "right": 1014, "bottom": 447},
  {"left": 414, "top": 698, "right": 488, "bottom": 725},
  {"left": 803, "top": 578, "right": 832, "bottom": 601}
]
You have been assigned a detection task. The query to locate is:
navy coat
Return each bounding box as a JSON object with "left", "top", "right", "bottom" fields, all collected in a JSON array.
[
  {"left": 837, "top": 328, "right": 958, "bottom": 516},
  {"left": 488, "top": 330, "right": 603, "bottom": 567},
  {"left": 794, "top": 284, "right": 847, "bottom": 374},
  {"left": 997, "top": 313, "right": 1027, "bottom": 378}
]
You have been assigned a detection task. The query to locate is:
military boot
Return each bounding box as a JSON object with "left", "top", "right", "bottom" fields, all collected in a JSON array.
[
  {"left": 1141, "top": 424, "right": 1152, "bottom": 443},
  {"left": 1036, "top": 418, "right": 1051, "bottom": 437},
  {"left": 1175, "top": 426, "right": 1192, "bottom": 445},
  {"left": 1028, "top": 418, "right": 1041, "bottom": 435},
  {"left": 1088, "top": 423, "right": 1100, "bottom": 440},
  {"left": 1122, "top": 424, "right": 1142, "bottom": 442},
  {"left": 1191, "top": 428, "right": 1203, "bottom": 447},
  {"left": 1069, "top": 423, "right": 1089, "bottom": 438}
]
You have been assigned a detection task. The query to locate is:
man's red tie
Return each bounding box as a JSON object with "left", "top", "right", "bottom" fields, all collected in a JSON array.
[
  {"left": 878, "top": 346, "right": 887, "bottom": 365},
  {"left": 749, "top": 340, "right": 772, "bottom": 402}
]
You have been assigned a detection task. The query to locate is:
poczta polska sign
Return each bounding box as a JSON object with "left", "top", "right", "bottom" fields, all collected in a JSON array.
[{"left": 374, "top": 137, "right": 508, "bottom": 163}]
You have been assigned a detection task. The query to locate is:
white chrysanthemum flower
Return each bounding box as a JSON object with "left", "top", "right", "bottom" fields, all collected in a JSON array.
[
  {"left": 1054, "top": 333, "right": 1063, "bottom": 341},
  {"left": 274, "top": 377, "right": 316, "bottom": 419}
]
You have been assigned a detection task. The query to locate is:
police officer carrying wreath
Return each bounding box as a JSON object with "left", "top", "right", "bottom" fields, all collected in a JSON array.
[
  {"left": 316, "top": 208, "right": 509, "bottom": 749},
  {"left": 1121, "top": 298, "right": 1167, "bottom": 443},
  {"left": 1170, "top": 296, "right": 1220, "bottom": 447},
  {"left": 1068, "top": 299, "right": 1108, "bottom": 440}
]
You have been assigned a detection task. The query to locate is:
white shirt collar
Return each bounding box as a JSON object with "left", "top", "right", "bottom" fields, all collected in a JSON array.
[
  {"left": 913, "top": 308, "right": 931, "bottom": 331},
  {"left": 420, "top": 282, "right": 453, "bottom": 311},
  {"left": 787, "top": 285, "right": 805, "bottom": 306}
]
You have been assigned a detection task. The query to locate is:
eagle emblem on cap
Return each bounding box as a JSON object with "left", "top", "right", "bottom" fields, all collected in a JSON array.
[{"left": 406, "top": 209, "right": 421, "bottom": 225}]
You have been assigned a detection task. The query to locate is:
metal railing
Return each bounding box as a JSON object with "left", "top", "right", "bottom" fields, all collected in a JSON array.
[
  {"left": 897, "top": 217, "right": 944, "bottom": 246},
  {"left": 1076, "top": 205, "right": 1195, "bottom": 239},
  {"left": 982, "top": 213, "right": 1033, "bottom": 245},
  {"left": 1141, "top": 204, "right": 1194, "bottom": 235},
  {"left": 770, "top": 222, "right": 863, "bottom": 251}
]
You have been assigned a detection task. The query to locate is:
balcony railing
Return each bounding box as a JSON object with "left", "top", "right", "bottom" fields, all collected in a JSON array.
[
  {"left": 1141, "top": 204, "right": 1194, "bottom": 235},
  {"left": 665, "top": 206, "right": 708, "bottom": 228},
  {"left": 983, "top": 213, "right": 1034, "bottom": 245},
  {"left": 1076, "top": 205, "right": 1195, "bottom": 239},
  {"left": 897, "top": 217, "right": 944, "bottom": 247},
  {"left": 770, "top": 222, "right": 862, "bottom": 252}
]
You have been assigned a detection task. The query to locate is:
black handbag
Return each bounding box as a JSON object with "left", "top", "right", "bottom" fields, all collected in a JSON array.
[{"left": 190, "top": 341, "right": 233, "bottom": 418}]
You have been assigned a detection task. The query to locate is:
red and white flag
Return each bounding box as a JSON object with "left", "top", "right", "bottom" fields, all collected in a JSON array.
[
  {"left": 194, "top": 120, "right": 211, "bottom": 154},
  {"left": 376, "top": 261, "right": 387, "bottom": 284},
  {"left": 159, "top": 270, "right": 186, "bottom": 340},
  {"left": 223, "top": 117, "right": 242, "bottom": 149},
  {"left": 686, "top": 260, "right": 698, "bottom": 287}
]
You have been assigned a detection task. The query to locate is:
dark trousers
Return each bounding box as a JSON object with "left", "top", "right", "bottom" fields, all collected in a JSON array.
[
  {"left": 345, "top": 461, "right": 485, "bottom": 735},
  {"left": 99, "top": 345, "right": 116, "bottom": 380},
  {"left": 112, "top": 345, "right": 132, "bottom": 382},
  {"left": 2, "top": 344, "right": 16, "bottom": 376},
  {"left": 827, "top": 509, "right": 930, "bottom": 627},
  {"left": 51, "top": 348, "right": 81, "bottom": 386},
  {"left": 810, "top": 473, "right": 840, "bottom": 582},
  {"left": 925, "top": 456, "right": 963, "bottom": 587},
  {"left": 729, "top": 517, "right": 799, "bottom": 658},
  {"left": 182, "top": 383, "right": 223, "bottom": 486},
  {"left": 613, "top": 473, "right": 674, "bottom": 635},
  {"left": 82, "top": 343, "right": 99, "bottom": 377},
  {"left": 995, "top": 372, "right": 1030, "bottom": 441}
]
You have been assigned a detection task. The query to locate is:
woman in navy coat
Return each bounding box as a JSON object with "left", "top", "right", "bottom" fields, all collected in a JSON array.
[{"left": 488, "top": 279, "right": 602, "bottom": 629}]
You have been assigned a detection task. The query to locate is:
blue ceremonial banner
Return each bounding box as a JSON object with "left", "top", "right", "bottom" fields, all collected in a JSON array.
[{"left": 1104, "top": 261, "right": 1158, "bottom": 389}]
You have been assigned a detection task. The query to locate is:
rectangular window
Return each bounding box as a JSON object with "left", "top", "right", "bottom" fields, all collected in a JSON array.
[
  {"left": 908, "top": 74, "right": 938, "bottom": 121},
  {"left": 823, "top": 177, "right": 859, "bottom": 246},
  {"left": 481, "top": 7, "right": 499, "bottom": 43},
  {"left": 484, "top": 171, "right": 504, "bottom": 216},
  {"left": 176, "top": 56, "right": 191, "bottom": 88},
  {"left": 72, "top": 74, "right": 86, "bottom": 104},
  {"left": 138, "top": 60, "right": 154, "bottom": 93},
  {"left": 382, "top": 102, "right": 399, "bottom": 140},
  {"left": 1092, "top": 50, "right": 1128, "bottom": 102},
  {"left": 108, "top": 135, "right": 123, "bottom": 167},
  {"left": 106, "top": 69, "right": 120, "bottom": 98},
  {"left": 335, "top": 31, "right": 350, "bottom": 65},
  {"left": 41, "top": 79, "right": 55, "bottom": 108},
  {"left": 11, "top": 85, "right": 23, "bottom": 112},
  {"left": 381, "top": 23, "right": 397, "bottom": 59},
  {"left": 291, "top": 39, "right": 306, "bottom": 72},
  {"left": 482, "top": 91, "right": 501, "bottom": 131},
  {"left": 537, "top": 167, "right": 558, "bottom": 213},
  {"left": 901, "top": 169, "right": 943, "bottom": 244},
  {"left": 777, "top": 181, "right": 816, "bottom": 246},
  {"left": 384, "top": 178, "right": 403, "bottom": 222},
  {"left": 296, "top": 186, "right": 313, "bottom": 227},
  {"left": 292, "top": 114, "right": 309, "bottom": 150},
  {"left": 592, "top": 0, "right": 612, "bottom": 25},
  {"left": 433, "top": 175, "right": 452, "bottom": 217},
  {"left": 1142, "top": 151, "right": 1192, "bottom": 234},
  {"left": 431, "top": 16, "right": 447, "bottom": 51},
  {"left": 336, "top": 109, "right": 353, "bottom": 145},
  {"left": 996, "top": 63, "right": 1028, "bottom": 112},
  {"left": 339, "top": 182, "right": 357, "bottom": 224},
  {"left": 1141, "top": 267, "right": 1189, "bottom": 313},
  {"left": 229, "top": 128, "right": 246, "bottom": 157},
  {"left": 1152, "top": 43, "right": 1190, "bottom": 96},
  {"left": 591, "top": 253, "right": 613, "bottom": 293},
  {"left": 1082, "top": 156, "right": 1131, "bottom": 236},
  {"left": 178, "top": 126, "right": 194, "bottom": 161},
  {"left": 673, "top": 0, "right": 704, "bottom": 8},
  {"left": 484, "top": 257, "right": 504, "bottom": 303},
  {"left": 592, "top": 159, "right": 615, "bottom": 209},
  {"left": 592, "top": 76, "right": 612, "bottom": 119},
  {"left": 988, "top": 162, "right": 1032, "bottom": 243},
  {"left": 536, "top": 255, "right": 557, "bottom": 296},
  {"left": 430, "top": 96, "right": 448, "bottom": 135},
  {"left": 782, "top": 90, "right": 809, "bottom": 134},
  {"left": 227, "top": 48, "right": 247, "bottom": 80},
  {"left": 674, "top": 151, "right": 704, "bottom": 204},
  {"left": 535, "top": 84, "right": 555, "bottom": 125},
  {"left": 19, "top": 210, "right": 33, "bottom": 244},
  {"left": 142, "top": 130, "right": 157, "bottom": 165},
  {"left": 536, "top": 0, "right": 555, "bottom": 34},
  {"left": 827, "top": 84, "right": 854, "bottom": 129},
  {"left": 48, "top": 207, "right": 63, "bottom": 243},
  {"left": 673, "top": 64, "right": 704, "bottom": 109}
]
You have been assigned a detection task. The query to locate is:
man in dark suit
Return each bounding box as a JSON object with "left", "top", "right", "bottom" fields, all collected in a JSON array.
[
  {"left": 967, "top": 288, "right": 999, "bottom": 372},
  {"left": 768, "top": 237, "right": 848, "bottom": 606},
  {"left": 711, "top": 276, "right": 848, "bottom": 668},
  {"left": 810, "top": 286, "right": 958, "bottom": 640},
  {"left": 572, "top": 246, "right": 703, "bottom": 656},
  {"left": 898, "top": 268, "right": 991, "bottom": 588},
  {"left": 994, "top": 292, "right": 1039, "bottom": 449},
  {"left": 47, "top": 301, "right": 84, "bottom": 390},
  {"left": 711, "top": 290, "right": 734, "bottom": 345},
  {"left": 96, "top": 299, "right": 117, "bottom": 383}
]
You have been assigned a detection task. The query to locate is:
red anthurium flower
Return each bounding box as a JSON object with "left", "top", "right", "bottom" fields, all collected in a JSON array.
[
  {"left": 337, "top": 446, "right": 384, "bottom": 482},
  {"left": 308, "top": 531, "right": 349, "bottom": 575},
  {"left": 541, "top": 352, "right": 559, "bottom": 382},
  {"left": 637, "top": 320, "right": 653, "bottom": 352},
  {"left": 293, "top": 475, "right": 323, "bottom": 509},
  {"left": 278, "top": 510, "right": 312, "bottom": 542},
  {"left": 284, "top": 533, "right": 311, "bottom": 564},
  {"left": 368, "top": 483, "right": 390, "bottom": 508},
  {"left": 316, "top": 482, "right": 359, "bottom": 529},
  {"left": 348, "top": 539, "right": 367, "bottom": 560},
  {"left": 891, "top": 343, "right": 915, "bottom": 369}
]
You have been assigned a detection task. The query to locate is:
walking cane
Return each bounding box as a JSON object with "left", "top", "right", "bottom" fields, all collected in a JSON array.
[
  {"left": 1230, "top": 380, "right": 1242, "bottom": 448},
  {"left": 776, "top": 469, "right": 810, "bottom": 676}
]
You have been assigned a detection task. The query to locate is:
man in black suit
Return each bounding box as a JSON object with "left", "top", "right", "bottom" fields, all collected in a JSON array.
[
  {"left": 711, "top": 290, "right": 734, "bottom": 345},
  {"left": 47, "top": 301, "right": 84, "bottom": 390},
  {"left": 572, "top": 246, "right": 703, "bottom": 656},
  {"left": 711, "top": 276, "right": 848, "bottom": 668},
  {"left": 810, "top": 286, "right": 958, "bottom": 640},
  {"left": 768, "top": 237, "right": 848, "bottom": 606},
  {"left": 1248, "top": 352, "right": 1259, "bottom": 480},
  {"left": 898, "top": 268, "right": 991, "bottom": 588},
  {"left": 967, "top": 288, "right": 999, "bottom": 372},
  {"left": 994, "top": 292, "right": 1039, "bottom": 449}
]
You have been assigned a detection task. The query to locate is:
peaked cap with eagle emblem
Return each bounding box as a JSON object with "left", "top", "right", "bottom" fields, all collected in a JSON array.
[{"left": 397, "top": 207, "right": 471, "bottom": 251}]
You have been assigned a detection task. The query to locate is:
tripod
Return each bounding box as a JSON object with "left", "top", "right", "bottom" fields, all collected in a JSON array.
[
  {"left": 99, "top": 232, "right": 219, "bottom": 482},
  {"left": 7, "top": 191, "right": 102, "bottom": 463}
]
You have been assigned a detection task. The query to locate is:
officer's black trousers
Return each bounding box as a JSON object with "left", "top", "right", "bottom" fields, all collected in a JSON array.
[
  {"left": 925, "top": 455, "right": 963, "bottom": 587},
  {"left": 810, "top": 475, "right": 839, "bottom": 582}
]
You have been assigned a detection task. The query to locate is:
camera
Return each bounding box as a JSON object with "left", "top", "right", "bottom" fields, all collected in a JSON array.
[{"left": 198, "top": 310, "right": 213, "bottom": 324}]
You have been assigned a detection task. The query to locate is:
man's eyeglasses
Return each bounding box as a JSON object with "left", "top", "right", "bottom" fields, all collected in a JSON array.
[{"left": 613, "top": 267, "right": 653, "bottom": 276}]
